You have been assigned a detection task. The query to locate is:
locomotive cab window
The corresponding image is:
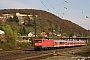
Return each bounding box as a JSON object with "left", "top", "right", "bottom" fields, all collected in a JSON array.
[{"left": 35, "top": 40, "right": 42, "bottom": 43}]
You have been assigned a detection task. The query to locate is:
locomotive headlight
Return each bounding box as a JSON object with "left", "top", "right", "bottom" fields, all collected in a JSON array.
[
  {"left": 35, "top": 43, "right": 38, "bottom": 45},
  {"left": 39, "top": 43, "right": 41, "bottom": 45}
]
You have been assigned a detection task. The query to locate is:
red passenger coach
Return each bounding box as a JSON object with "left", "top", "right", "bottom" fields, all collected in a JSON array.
[
  {"left": 34, "top": 38, "right": 54, "bottom": 50},
  {"left": 53, "top": 40, "right": 86, "bottom": 48}
]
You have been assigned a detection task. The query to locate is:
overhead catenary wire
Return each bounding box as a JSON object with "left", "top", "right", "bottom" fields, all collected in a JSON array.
[
  {"left": 40, "top": 0, "right": 69, "bottom": 18},
  {"left": 46, "top": 0, "right": 60, "bottom": 17},
  {"left": 48, "top": 2, "right": 63, "bottom": 10},
  {"left": 39, "top": 0, "right": 88, "bottom": 19},
  {"left": 62, "top": 0, "right": 68, "bottom": 18},
  {"left": 39, "top": 0, "right": 60, "bottom": 17},
  {"left": 39, "top": 0, "right": 49, "bottom": 10}
]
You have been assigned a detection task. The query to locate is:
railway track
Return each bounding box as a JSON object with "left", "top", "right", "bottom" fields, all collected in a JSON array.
[{"left": 0, "top": 46, "right": 89, "bottom": 60}]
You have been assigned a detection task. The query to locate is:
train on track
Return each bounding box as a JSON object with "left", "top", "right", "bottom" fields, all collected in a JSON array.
[{"left": 34, "top": 38, "right": 86, "bottom": 50}]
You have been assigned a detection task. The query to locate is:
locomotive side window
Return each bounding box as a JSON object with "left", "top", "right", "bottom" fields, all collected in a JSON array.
[
  {"left": 60, "top": 42, "right": 65, "bottom": 44},
  {"left": 35, "top": 40, "right": 42, "bottom": 43},
  {"left": 55, "top": 42, "right": 58, "bottom": 44}
]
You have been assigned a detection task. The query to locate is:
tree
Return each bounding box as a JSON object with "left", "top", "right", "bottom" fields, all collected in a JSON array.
[
  {"left": 6, "top": 17, "right": 14, "bottom": 22},
  {"left": 20, "top": 26, "right": 27, "bottom": 35},
  {"left": 1, "top": 24, "right": 17, "bottom": 46},
  {"left": 55, "top": 24, "right": 58, "bottom": 31},
  {"left": 69, "top": 33, "right": 73, "bottom": 37},
  {"left": 13, "top": 15, "right": 19, "bottom": 22}
]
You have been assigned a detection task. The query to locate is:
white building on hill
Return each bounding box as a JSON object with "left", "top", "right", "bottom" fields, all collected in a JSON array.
[{"left": 0, "top": 30, "right": 5, "bottom": 35}]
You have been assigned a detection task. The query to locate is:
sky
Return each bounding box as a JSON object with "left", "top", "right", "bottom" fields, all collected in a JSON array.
[{"left": 0, "top": 0, "right": 90, "bottom": 30}]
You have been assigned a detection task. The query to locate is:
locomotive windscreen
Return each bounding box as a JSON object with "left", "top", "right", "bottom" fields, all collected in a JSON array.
[{"left": 35, "top": 40, "right": 42, "bottom": 43}]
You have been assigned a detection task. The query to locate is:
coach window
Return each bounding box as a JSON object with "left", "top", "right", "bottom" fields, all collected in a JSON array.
[
  {"left": 68, "top": 42, "right": 70, "bottom": 44},
  {"left": 35, "top": 40, "right": 42, "bottom": 43},
  {"left": 60, "top": 42, "right": 64, "bottom": 44}
]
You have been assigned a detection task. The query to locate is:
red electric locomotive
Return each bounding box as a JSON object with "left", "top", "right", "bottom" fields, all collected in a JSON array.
[{"left": 34, "top": 38, "right": 54, "bottom": 50}]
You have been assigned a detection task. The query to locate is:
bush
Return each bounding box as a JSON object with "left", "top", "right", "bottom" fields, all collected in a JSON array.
[
  {"left": 17, "top": 42, "right": 32, "bottom": 48},
  {"left": 0, "top": 42, "right": 14, "bottom": 50}
]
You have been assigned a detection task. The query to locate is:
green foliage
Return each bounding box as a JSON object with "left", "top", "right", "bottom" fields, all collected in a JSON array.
[
  {"left": 1, "top": 24, "right": 17, "bottom": 46},
  {"left": 55, "top": 25, "right": 58, "bottom": 31},
  {"left": 6, "top": 15, "right": 19, "bottom": 23},
  {"left": 0, "top": 42, "right": 14, "bottom": 50},
  {"left": 13, "top": 15, "right": 19, "bottom": 22},
  {"left": 17, "top": 42, "right": 32, "bottom": 48},
  {"left": 6, "top": 17, "right": 14, "bottom": 22},
  {"left": 19, "top": 26, "right": 27, "bottom": 35}
]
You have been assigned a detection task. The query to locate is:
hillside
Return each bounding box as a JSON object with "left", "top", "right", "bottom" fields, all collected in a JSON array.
[{"left": 0, "top": 9, "right": 90, "bottom": 37}]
